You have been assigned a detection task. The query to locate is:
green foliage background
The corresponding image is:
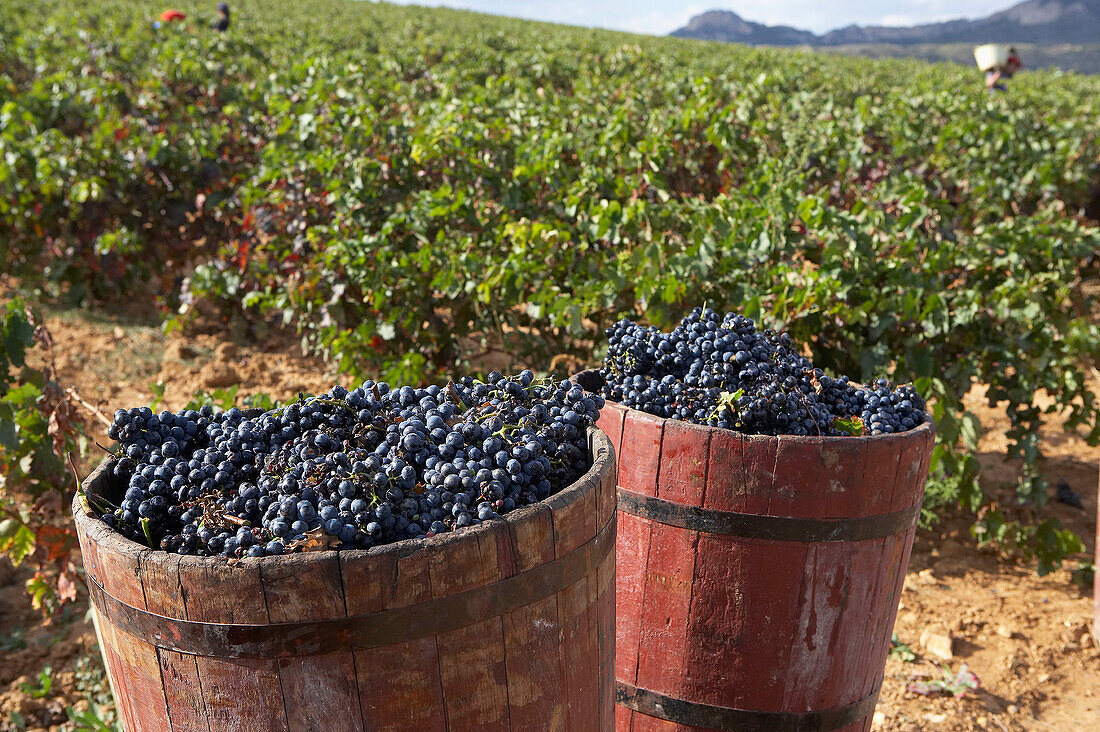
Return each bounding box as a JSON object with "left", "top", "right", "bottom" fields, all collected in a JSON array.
[{"left": 3, "top": 0, "right": 1100, "bottom": 567}]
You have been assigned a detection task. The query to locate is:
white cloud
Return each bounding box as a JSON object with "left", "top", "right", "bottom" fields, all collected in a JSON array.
[
  {"left": 876, "top": 15, "right": 920, "bottom": 27},
  {"left": 620, "top": 5, "right": 706, "bottom": 35}
]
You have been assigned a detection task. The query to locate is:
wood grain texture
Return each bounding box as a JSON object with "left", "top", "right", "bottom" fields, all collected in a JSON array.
[
  {"left": 615, "top": 511, "right": 652, "bottom": 690},
  {"left": 596, "top": 402, "right": 627, "bottom": 468},
  {"left": 504, "top": 486, "right": 567, "bottom": 731},
  {"left": 504, "top": 594, "right": 566, "bottom": 730},
  {"left": 75, "top": 518, "right": 129, "bottom": 728},
  {"left": 437, "top": 615, "right": 511, "bottom": 731},
  {"left": 557, "top": 572, "right": 600, "bottom": 732},
  {"left": 636, "top": 420, "right": 708, "bottom": 699},
  {"left": 83, "top": 516, "right": 171, "bottom": 732},
  {"left": 552, "top": 457, "right": 605, "bottom": 732},
  {"left": 139, "top": 552, "right": 209, "bottom": 732},
  {"left": 435, "top": 525, "right": 511, "bottom": 731},
  {"left": 344, "top": 543, "right": 448, "bottom": 731},
  {"left": 595, "top": 429, "right": 618, "bottom": 536},
  {"left": 609, "top": 399, "right": 936, "bottom": 731},
  {"left": 548, "top": 469, "right": 599, "bottom": 559},
  {"left": 597, "top": 544, "right": 617, "bottom": 732},
  {"left": 73, "top": 428, "right": 615, "bottom": 732},
  {"left": 614, "top": 410, "right": 662, "bottom": 704},
  {"left": 619, "top": 410, "right": 664, "bottom": 499},
  {"left": 635, "top": 521, "right": 696, "bottom": 697},
  {"left": 180, "top": 555, "right": 290, "bottom": 732},
  {"left": 702, "top": 429, "right": 744, "bottom": 513},
  {"left": 594, "top": 417, "right": 619, "bottom": 731},
  {"left": 262, "top": 551, "right": 363, "bottom": 732}
]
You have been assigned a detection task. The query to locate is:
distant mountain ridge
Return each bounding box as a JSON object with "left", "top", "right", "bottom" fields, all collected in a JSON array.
[{"left": 672, "top": 0, "right": 1100, "bottom": 46}]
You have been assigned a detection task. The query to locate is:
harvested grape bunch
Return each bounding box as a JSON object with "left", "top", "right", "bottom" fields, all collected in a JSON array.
[
  {"left": 92, "top": 371, "right": 602, "bottom": 558},
  {"left": 598, "top": 307, "right": 926, "bottom": 437}
]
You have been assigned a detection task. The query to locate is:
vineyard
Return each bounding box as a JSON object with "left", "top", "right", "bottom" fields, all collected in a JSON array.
[{"left": 2, "top": 0, "right": 1100, "bottom": 728}]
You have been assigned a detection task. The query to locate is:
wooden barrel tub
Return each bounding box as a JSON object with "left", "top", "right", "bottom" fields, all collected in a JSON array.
[
  {"left": 72, "top": 429, "right": 616, "bottom": 732},
  {"left": 1095, "top": 471, "right": 1100, "bottom": 648},
  {"left": 574, "top": 370, "right": 935, "bottom": 732}
]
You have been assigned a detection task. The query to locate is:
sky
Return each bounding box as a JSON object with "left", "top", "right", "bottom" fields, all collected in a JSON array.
[{"left": 381, "top": 1, "right": 1021, "bottom": 36}]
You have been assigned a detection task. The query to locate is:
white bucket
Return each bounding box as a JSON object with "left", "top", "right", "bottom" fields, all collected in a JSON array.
[{"left": 974, "top": 44, "right": 1010, "bottom": 71}]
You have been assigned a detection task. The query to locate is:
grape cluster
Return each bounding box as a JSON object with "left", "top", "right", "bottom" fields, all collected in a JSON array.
[
  {"left": 600, "top": 307, "right": 926, "bottom": 437},
  {"left": 95, "top": 371, "right": 601, "bottom": 558}
]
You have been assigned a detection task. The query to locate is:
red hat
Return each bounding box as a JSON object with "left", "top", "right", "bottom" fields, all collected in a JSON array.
[{"left": 159, "top": 9, "right": 186, "bottom": 22}]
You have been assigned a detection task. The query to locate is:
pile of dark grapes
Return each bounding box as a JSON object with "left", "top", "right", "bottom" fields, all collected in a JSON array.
[
  {"left": 94, "top": 371, "right": 601, "bottom": 558},
  {"left": 599, "top": 307, "right": 926, "bottom": 437}
]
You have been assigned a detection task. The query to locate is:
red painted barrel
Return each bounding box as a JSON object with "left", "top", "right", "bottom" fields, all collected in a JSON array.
[
  {"left": 575, "top": 370, "right": 935, "bottom": 732},
  {"left": 73, "top": 428, "right": 616, "bottom": 732}
]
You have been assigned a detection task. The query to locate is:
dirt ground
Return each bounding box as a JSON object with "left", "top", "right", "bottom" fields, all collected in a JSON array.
[
  {"left": 874, "top": 382, "right": 1100, "bottom": 732},
  {"left": 1, "top": 305, "right": 1097, "bottom": 731}
]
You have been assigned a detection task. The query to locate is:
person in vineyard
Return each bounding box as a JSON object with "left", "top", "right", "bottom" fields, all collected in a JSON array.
[
  {"left": 985, "top": 47, "right": 1022, "bottom": 92},
  {"left": 212, "top": 2, "right": 231, "bottom": 32},
  {"left": 154, "top": 9, "right": 186, "bottom": 29}
]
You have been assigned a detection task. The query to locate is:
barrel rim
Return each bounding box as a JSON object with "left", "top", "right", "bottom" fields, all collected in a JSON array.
[
  {"left": 72, "top": 427, "right": 614, "bottom": 571},
  {"left": 84, "top": 510, "right": 616, "bottom": 658},
  {"left": 572, "top": 367, "right": 937, "bottom": 444}
]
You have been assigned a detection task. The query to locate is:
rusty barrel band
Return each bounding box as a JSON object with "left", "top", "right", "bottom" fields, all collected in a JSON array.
[
  {"left": 618, "top": 488, "right": 920, "bottom": 542},
  {"left": 617, "top": 681, "right": 880, "bottom": 732},
  {"left": 87, "top": 513, "right": 614, "bottom": 659}
]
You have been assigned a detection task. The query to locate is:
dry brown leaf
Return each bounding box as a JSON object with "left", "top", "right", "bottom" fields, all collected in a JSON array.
[{"left": 286, "top": 526, "right": 341, "bottom": 553}]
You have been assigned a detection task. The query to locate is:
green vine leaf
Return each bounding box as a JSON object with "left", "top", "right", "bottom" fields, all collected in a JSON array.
[{"left": 832, "top": 415, "right": 866, "bottom": 437}]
